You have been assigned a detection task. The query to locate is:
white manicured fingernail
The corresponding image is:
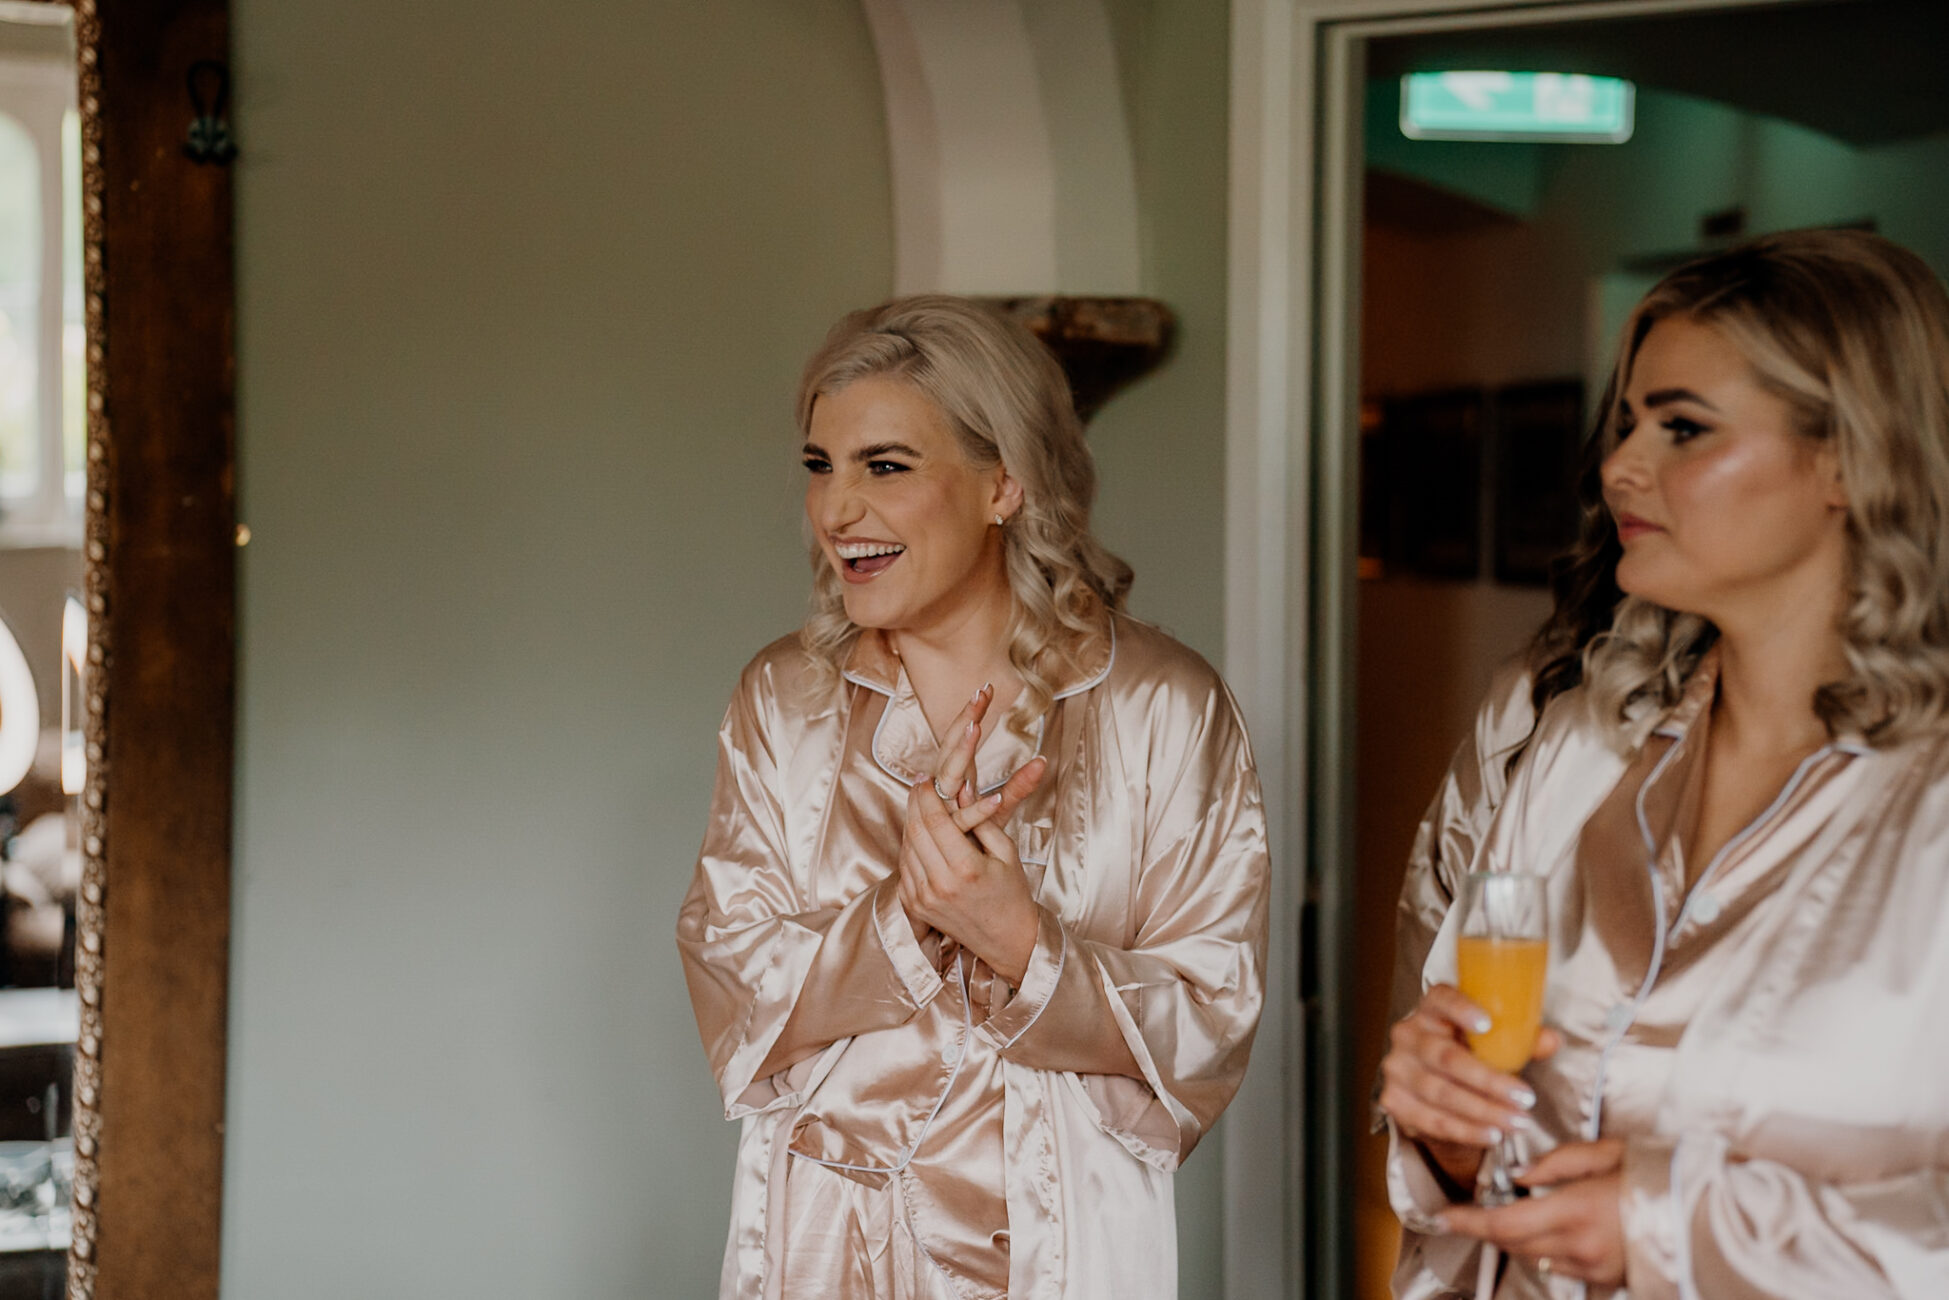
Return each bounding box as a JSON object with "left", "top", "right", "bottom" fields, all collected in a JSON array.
[
  {"left": 1483, "top": 1126, "right": 1504, "bottom": 1145},
  {"left": 1472, "top": 1015, "right": 1492, "bottom": 1034},
  {"left": 1510, "top": 1086, "right": 1536, "bottom": 1110}
]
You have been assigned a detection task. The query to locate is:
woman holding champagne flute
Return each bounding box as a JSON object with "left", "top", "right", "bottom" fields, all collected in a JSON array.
[
  {"left": 1379, "top": 228, "right": 1949, "bottom": 1297},
  {"left": 677, "top": 296, "right": 1270, "bottom": 1299}
]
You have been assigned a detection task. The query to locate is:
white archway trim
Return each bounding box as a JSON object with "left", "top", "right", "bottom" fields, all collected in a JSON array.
[{"left": 860, "top": 0, "right": 1140, "bottom": 296}]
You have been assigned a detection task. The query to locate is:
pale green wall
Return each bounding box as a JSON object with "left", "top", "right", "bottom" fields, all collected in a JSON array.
[
  {"left": 1094, "top": 3, "right": 1233, "bottom": 1291},
  {"left": 1548, "top": 94, "right": 1949, "bottom": 282},
  {"left": 1096, "top": 0, "right": 1230, "bottom": 675},
  {"left": 226, "top": 1, "right": 1238, "bottom": 1296},
  {"left": 227, "top": 3, "right": 889, "bottom": 1295}
]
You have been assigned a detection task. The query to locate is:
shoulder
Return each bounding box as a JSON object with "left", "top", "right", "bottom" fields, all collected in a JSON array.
[
  {"left": 1472, "top": 658, "right": 1541, "bottom": 771},
  {"left": 1872, "top": 728, "right": 1949, "bottom": 829},
  {"left": 1519, "top": 682, "right": 1633, "bottom": 793},
  {"left": 1099, "top": 613, "right": 1232, "bottom": 706},
  {"left": 1479, "top": 679, "right": 1632, "bottom": 856},
  {"left": 1094, "top": 614, "right": 1252, "bottom": 754},
  {"left": 724, "top": 632, "right": 841, "bottom": 727},
  {"left": 736, "top": 631, "right": 813, "bottom": 688},
  {"left": 1423, "top": 659, "right": 1538, "bottom": 833}
]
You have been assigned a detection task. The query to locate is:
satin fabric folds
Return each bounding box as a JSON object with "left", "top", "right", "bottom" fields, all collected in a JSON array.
[
  {"left": 677, "top": 610, "right": 1269, "bottom": 1300},
  {"left": 1388, "top": 652, "right": 1949, "bottom": 1299}
]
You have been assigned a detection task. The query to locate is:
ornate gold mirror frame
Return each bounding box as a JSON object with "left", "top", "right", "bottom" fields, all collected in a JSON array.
[
  {"left": 69, "top": 0, "right": 106, "bottom": 1286},
  {"left": 61, "top": 0, "right": 236, "bottom": 1296}
]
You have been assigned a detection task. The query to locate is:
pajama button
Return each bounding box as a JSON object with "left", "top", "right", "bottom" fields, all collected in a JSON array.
[{"left": 1691, "top": 892, "right": 1722, "bottom": 925}]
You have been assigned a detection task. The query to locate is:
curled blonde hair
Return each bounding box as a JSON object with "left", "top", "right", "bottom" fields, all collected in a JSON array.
[
  {"left": 1584, "top": 228, "right": 1949, "bottom": 748},
  {"left": 795, "top": 295, "right": 1132, "bottom": 731}
]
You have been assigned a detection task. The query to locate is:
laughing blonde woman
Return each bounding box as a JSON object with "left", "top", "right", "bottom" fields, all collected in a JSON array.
[{"left": 678, "top": 296, "right": 1269, "bottom": 1300}]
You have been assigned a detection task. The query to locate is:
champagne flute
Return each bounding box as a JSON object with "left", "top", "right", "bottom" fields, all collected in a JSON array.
[{"left": 1453, "top": 871, "right": 1548, "bottom": 1295}]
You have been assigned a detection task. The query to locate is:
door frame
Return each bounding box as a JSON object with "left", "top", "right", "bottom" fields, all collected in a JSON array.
[{"left": 1222, "top": 1, "right": 1818, "bottom": 1294}]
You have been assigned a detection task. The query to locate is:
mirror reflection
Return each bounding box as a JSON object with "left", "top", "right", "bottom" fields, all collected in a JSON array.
[{"left": 0, "top": 4, "right": 80, "bottom": 1294}]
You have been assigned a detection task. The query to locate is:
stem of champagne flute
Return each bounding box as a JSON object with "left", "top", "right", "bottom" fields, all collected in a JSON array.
[
  {"left": 1472, "top": 1135, "right": 1525, "bottom": 1299},
  {"left": 1477, "top": 1135, "right": 1518, "bottom": 1207},
  {"left": 1499, "top": 1129, "right": 1526, "bottom": 1185}
]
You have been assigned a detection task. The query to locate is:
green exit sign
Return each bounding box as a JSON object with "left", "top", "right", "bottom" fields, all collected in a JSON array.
[{"left": 1401, "top": 72, "right": 1635, "bottom": 143}]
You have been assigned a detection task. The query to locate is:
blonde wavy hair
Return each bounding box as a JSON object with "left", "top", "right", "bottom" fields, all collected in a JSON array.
[
  {"left": 1584, "top": 228, "right": 1949, "bottom": 748},
  {"left": 795, "top": 295, "right": 1133, "bottom": 732}
]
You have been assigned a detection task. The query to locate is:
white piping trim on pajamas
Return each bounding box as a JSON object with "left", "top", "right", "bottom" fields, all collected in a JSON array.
[
  {"left": 872, "top": 883, "right": 942, "bottom": 1007},
  {"left": 789, "top": 959, "right": 974, "bottom": 1176},
  {"left": 1586, "top": 739, "right": 1837, "bottom": 1139},
  {"left": 845, "top": 622, "right": 1118, "bottom": 793},
  {"left": 988, "top": 924, "right": 1066, "bottom": 1050}
]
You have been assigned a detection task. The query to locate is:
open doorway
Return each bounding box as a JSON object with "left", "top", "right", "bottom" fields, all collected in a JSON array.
[{"left": 1332, "top": 1, "right": 1949, "bottom": 1295}]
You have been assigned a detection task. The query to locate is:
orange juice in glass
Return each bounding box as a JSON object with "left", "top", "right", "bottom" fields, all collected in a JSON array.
[
  {"left": 1454, "top": 870, "right": 1548, "bottom": 1215},
  {"left": 1456, "top": 933, "right": 1549, "bottom": 1072},
  {"left": 1454, "top": 871, "right": 1549, "bottom": 1071}
]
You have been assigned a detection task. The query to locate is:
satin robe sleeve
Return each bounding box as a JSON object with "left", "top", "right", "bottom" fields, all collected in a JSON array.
[
  {"left": 1619, "top": 1134, "right": 1949, "bottom": 1298},
  {"left": 676, "top": 657, "right": 944, "bottom": 1118},
  {"left": 1383, "top": 664, "right": 1541, "bottom": 1261},
  {"left": 975, "top": 670, "right": 1270, "bottom": 1170}
]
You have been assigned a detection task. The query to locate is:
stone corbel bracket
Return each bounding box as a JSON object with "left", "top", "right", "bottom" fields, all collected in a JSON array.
[{"left": 989, "top": 296, "right": 1175, "bottom": 422}]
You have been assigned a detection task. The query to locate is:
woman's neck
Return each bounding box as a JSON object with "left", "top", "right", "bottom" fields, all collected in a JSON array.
[
  {"left": 1709, "top": 584, "right": 1849, "bottom": 757},
  {"left": 1679, "top": 581, "right": 1848, "bottom": 882},
  {"left": 888, "top": 580, "right": 1024, "bottom": 742}
]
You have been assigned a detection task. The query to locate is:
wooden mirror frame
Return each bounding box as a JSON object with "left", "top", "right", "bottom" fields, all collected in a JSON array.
[{"left": 59, "top": 0, "right": 235, "bottom": 1296}]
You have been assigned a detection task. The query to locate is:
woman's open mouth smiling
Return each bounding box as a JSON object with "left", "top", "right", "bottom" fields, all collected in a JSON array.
[{"left": 834, "top": 539, "right": 906, "bottom": 582}]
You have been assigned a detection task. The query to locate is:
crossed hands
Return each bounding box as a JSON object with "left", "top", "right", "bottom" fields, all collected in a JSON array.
[
  {"left": 897, "top": 684, "right": 1047, "bottom": 985},
  {"left": 1379, "top": 984, "right": 1626, "bottom": 1286},
  {"left": 1438, "top": 1139, "right": 1627, "bottom": 1286}
]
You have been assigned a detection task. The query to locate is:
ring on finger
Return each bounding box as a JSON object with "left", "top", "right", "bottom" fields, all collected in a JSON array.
[{"left": 933, "top": 776, "right": 956, "bottom": 801}]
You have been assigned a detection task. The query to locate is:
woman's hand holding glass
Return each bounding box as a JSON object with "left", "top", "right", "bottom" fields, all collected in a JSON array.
[
  {"left": 1380, "top": 872, "right": 1559, "bottom": 1194},
  {"left": 1437, "top": 1138, "right": 1627, "bottom": 1286},
  {"left": 1380, "top": 984, "right": 1558, "bottom": 1190},
  {"left": 1379, "top": 872, "right": 1632, "bottom": 1290},
  {"left": 898, "top": 684, "right": 1047, "bottom": 981}
]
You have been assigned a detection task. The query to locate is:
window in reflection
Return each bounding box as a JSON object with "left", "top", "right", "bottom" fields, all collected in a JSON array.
[
  {"left": 0, "top": 40, "right": 78, "bottom": 546},
  {"left": 0, "top": 111, "right": 38, "bottom": 500}
]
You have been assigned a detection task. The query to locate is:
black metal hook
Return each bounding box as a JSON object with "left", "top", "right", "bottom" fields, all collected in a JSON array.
[{"left": 184, "top": 60, "right": 236, "bottom": 166}]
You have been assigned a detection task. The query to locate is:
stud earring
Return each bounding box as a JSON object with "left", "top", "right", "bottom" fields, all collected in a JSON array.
[{"left": 994, "top": 514, "right": 1006, "bottom": 527}]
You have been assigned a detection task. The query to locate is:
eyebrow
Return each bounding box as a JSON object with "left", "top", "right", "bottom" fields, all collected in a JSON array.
[
  {"left": 800, "top": 440, "right": 926, "bottom": 461},
  {"left": 1625, "top": 387, "right": 1722, "bottom": 414},
  {"left": 854, "top": 441, "right": 924, "bottom": 461}
]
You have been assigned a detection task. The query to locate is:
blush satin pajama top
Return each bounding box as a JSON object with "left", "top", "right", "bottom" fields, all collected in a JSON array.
[
  {"left": 679, "top": 607, "right": 1269, "bottom": 1300},
  {"left": 1390, "top": 652, "right": 1949, "bottom": 1299}
]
